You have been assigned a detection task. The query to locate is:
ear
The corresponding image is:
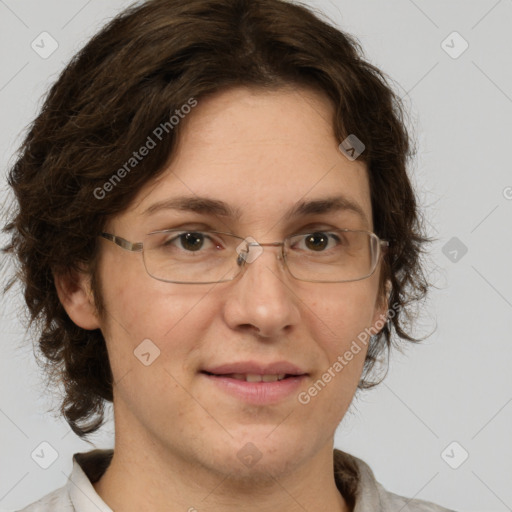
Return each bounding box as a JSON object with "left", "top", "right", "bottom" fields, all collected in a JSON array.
[
  {"left": 371, "top": 278, "right": 392, "bottom": 334},
  {"left": 54, "top": 267, "right": 101, "bottom": 330}
]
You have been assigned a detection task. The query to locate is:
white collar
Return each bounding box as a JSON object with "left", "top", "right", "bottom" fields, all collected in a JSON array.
[{"left": 66, "top": 452, "right": 113, "bottom": 512}]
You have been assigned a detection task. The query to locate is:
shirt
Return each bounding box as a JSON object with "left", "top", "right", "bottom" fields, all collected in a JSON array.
[{"left": 16, "top": 448, "right": 456, "bottom": 511}]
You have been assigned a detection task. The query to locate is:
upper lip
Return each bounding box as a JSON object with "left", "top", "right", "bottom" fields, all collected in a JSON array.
[{"left": 202, "top": 361, "right": 308, "bottom": 376}]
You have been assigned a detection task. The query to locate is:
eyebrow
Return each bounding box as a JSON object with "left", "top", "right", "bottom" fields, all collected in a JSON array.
[{"left": 142, "top": 195, "right": 369, "bottom": 226}]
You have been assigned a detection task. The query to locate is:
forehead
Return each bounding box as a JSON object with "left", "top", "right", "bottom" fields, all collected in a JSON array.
[{"left": 120, "top": 86, "right": 372, "bottom": 233}]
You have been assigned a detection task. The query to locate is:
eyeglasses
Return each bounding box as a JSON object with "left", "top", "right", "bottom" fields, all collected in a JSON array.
[{"left": 100, "top": 228, "right": 389, "bottom": 284}]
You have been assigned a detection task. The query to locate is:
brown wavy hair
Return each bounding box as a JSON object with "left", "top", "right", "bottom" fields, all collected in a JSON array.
[{"left": 2, "top": 0, "right": 432, "bottom": 438}]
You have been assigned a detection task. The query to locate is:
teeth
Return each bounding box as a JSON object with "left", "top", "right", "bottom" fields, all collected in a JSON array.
[{"left": 227, "top": 373, "right": 287, "bottom": 382}]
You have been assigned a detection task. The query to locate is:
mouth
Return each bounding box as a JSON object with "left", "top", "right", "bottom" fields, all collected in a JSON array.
[
  {"left": 200, "top": 362, "right": 308, "bottom": 404},
  {"left": 202, "top": 371, "right": 296, "bottom": 382}
]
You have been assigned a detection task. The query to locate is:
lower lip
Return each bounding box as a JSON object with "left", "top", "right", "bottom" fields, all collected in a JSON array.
[{"left": 201, "top": 373, "right": 307, "bottom": 404}]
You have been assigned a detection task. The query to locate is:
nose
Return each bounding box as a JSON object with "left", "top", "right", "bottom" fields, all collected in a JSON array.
[{"left": 222, "top": 240, "right": 301, "bottom": 339}]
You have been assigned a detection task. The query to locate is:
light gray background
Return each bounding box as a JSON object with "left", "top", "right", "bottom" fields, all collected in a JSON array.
[{"left": 1, "top": 1, "right": 511, "bottom": 511}]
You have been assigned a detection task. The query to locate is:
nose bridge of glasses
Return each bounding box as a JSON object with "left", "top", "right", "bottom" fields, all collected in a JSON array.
[{"left": 235, "top": 238, "right": 285, "bottom": 266}]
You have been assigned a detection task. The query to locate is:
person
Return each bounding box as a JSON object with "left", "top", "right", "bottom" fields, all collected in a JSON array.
[{"left": 3, "top": 0, "right": 455, "bottom": 510}]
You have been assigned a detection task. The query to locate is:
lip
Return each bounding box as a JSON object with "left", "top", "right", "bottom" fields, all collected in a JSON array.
[
  {"left": 202, "top": 360, "right": 307, "bottom": 376},
  {"left": 200, "top": 360, "right": 308, "bottom": 405},
  {"left": 201, "top": 373, "right": 307, "bottom": 404}
]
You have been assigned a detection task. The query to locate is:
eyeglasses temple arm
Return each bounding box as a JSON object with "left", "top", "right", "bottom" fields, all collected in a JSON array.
[{"left": 100, "top": 232, "right": 143, "bottom": 252}]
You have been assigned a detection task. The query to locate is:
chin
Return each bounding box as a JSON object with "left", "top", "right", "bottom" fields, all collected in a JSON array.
[{"left": 204, "top": 427, "right": 314, "bottom": 480}]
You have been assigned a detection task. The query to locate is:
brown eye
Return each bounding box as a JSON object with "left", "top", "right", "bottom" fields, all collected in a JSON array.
[
  {"left": 179, "top": 232, "right": 205, "bottom": 251},
  {"left": 298, "top": 231, "right": 342, "bottom": 252},
  {"left": 304, "top": 232, "right": 329, "bottom": 251}
]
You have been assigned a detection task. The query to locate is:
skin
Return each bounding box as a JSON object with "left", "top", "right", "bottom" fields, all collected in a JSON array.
[{"left": 56, "top": 85, "right": 389, "bottom": 512}]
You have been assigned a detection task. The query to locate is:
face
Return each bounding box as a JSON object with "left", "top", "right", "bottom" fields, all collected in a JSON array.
[{"left": 90, "top": 86, "right": 388, "bottom": 480}]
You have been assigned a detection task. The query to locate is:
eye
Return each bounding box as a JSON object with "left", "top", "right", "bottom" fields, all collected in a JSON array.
[
  {"left": 178, "top": 232, "right": 206, "bottom": 251},
  {"left": 162, "top": 231, "right": 221, "bottom": 252},
  {"left": 293, "top": 231, "right": 342, "bottom": 252}
]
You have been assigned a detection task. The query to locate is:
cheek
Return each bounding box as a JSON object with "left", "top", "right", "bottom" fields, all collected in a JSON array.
[
  {"left": 99, "top": 248, "right": 201, "bottom": 333},
  {"left": 97, "top": 278, "right": 217, "bottom": 427},
  {"left": 304, "top": 279, "right": 380, "bottom": 354},
  {"left": 296, "top": 280, "right": 380, "bottom": 414},
  {"left": 97, "top": 251, "right": 213, "bottom": 375}
]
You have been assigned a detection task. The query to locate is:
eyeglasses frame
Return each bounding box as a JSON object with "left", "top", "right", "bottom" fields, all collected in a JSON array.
[{"left": 99, "top": 229, "right": 389, "bottom": 285}]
